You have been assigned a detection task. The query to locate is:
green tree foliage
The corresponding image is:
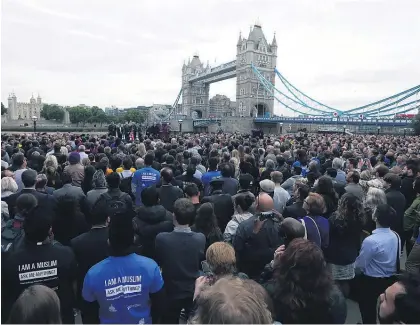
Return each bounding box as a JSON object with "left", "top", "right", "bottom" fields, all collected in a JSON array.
[
  {"left": 412, "top": 114, "right": 420, "bottom": 135},
  {"left": 1, "top": 102, "right": 7, "bottom": 115},
  {"left": 124, "top": 109, "right": 146, "bottom": 124},
  {"left": 40, "top": 104, "right": 65, "bottom": 121}
]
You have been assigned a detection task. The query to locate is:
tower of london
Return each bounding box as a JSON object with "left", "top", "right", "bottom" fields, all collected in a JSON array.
[{"left": 7, "top": 93, "right": 43, "bottom": 120}]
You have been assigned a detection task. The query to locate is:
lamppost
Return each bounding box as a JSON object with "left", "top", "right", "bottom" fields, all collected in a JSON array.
[
  {"left": 178, "top": 119, "right": 183, "bottom": 134},
  {"left": 32, "top": 115, "right": 38, "bottom": 134},
  {"left": 377, "top": 126, "right": 381, "bottom": 135},
  {"left": 403, "top": 128, "right": 407, "bottom": 137},
  {"left": 280, "top": 122, "right": 283, "bottom": 134},
  {"left": 343, "top": 125, "right": 347, "bottom": 135}
]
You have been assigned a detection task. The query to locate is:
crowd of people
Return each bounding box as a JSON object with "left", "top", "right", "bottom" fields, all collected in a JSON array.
[{"left": 1, "top": 130, "right": 420, "bottom": 324}]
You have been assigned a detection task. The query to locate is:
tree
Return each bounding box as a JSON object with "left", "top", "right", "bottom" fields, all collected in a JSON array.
[
  {"left": 1, "top": 102, "right": 7, "bottom": 115},
  {"left": 40, "top": 104, "right": 64, "bottom": 121},
  {"left": 124, "top": 109, "right": 146, "bottom": 124}
]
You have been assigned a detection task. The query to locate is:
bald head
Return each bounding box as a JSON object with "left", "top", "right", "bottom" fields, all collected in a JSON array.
[{"left": 257, "top": 192, "right": 274, "bottom": 212}]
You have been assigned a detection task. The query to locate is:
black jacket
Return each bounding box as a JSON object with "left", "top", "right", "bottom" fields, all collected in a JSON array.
[
  {"left": 133, "top": 205, "right": 173, "bottom": 260},
  {"left": 401, "top": 175, "right": 416, "bottom": 209},
  {"left": 202, "top": 190, "right": 234, "bottom": 232},
  {"left": 385, "top": 188, "right": 406, "bottom": 234},
  {"left": 282, "top": 201, "right": 306, "bottom": 219}
]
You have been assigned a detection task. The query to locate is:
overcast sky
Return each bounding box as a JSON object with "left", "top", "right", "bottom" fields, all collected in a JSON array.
[{"left": 2, "top": 0, "right": 419, "bottom": 115}]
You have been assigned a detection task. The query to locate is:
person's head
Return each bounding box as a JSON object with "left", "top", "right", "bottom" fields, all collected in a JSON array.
[
  {"left": 206, "top": 242, "right": 237, "bottom": 276},
  {"left": 53, "top": 142, "right": 61, "bottom": 153},
  {"left": 89, "top": 199, "right": 110, "bottom": 226},
  {"left": 35, "top": 174, "right": 48, "bottom": 190},
  {"left": 238, "top": 173, "right": 253, "bottom": 191},
  {"left": 160, "top": 167, "right": 173, "bottom": 184},
  {"left": 271, "top": 171, "right": 283, "bottom": 185},
  {"left": 256, "top": 192, "right": 274, "bottom": 213},
  {"left": 346, "top": 170, "right": 360, "bottom": 184},
  {"left": 68, "top": 152, "right": 80, "bottom": 165},
  {"left": 373, "top": 204, "right": 397, "bottom": 228},
  {"left": 7, "top": 285, "right": 62, "bottom": 324},
  {"left": 78, "top": 145, "right": 86, "bottom": 152},
  {"left": 92, "top": 169, "right": 107, "bottom": 189},
  {"left": 1, "top": 176, "right": 18, "bottom": 193},
  {"left": 16, "top": 193, "right": 38, "bottom": 218},
  {"left": 272, "top": 239, "right": 332, "bottom": 323},
  {"left": 141, "top": 186, "right": 159, "bottom": 207},
  {"left": 135, "top": 157, "right": 144, "bottom": 169},
  {"left": 404, "top": 164, "right": 418, "bottom": 177},
  {"left": 21, "top": 169, "right": 37, "bottom": 188},
  {"left": 234, "top": 193, "right": 254, "bottom": 214},
  {"left": 108, "top": 214, "right": 134, "bottom": 253},
  {"left": 384, "top": 172, "right": 402, "bottom": 190},
  {"left": 325, "top": 167, "right": 337, "bottom": 179},
  {"left": 44, "top": 155, "right": 58, "bottom": 170},
  {"left": 184, "top": 183, "right": 199, "bottom": 199},
  {"left": 106, "top": 172, "right": 121, "bottom": 189},
  {"left": 334, "top": 193, "right": 364, "bottom": 227},
  {"left": 293, "top": 166, "right": 302, "bottom": 176},
  {"left": 303, "top": 192, "right": 326, "bottom": 216},
  {"left": 265, "top": 159, "right": 275, "bottom": 170},
  {"left": 110, "top": 155, "right": 122, "bottom": 171},
  {"left": 259, "top": 179, "right": 275, "bottom": 198},
  {"left": 378, "top": 272, "right": 420, "bottom": 324},
  {"left": 144, "top": 153, "right": 154, "bottom": 166},
  {"left": 195, "top": 202, "right": 218, "bottom": 234},
  {"left": 122, "top": 157, "right": 132, "bottom": 171},
  {"left": 376, "top": 165, "right": 390, "bottom": 178},
  {"left": 60, "top": 172, "right": 73, "bottom": 185},
  {"left": 220, "top": 163, "right": 232, "bottom": 178},
  {"left": 280, "top": 217, "right": 305, "bottom": 246},
  {"left": 293, "top": 181, "right": 310, "bottom": 202},
  {"left": 24, "top": 204, "right": 52, "bottom": 243},
  {"left": 208, "top": 157, "right": 219, "bottom": 171},
  {"left": 332, "top": 158, "right": 343, "bottom": 170},
  {"left": 365, "top": 187, "right": 387, "bottom": 208},
  {"left": 191, "top": 276, "right": 273, "bottom": 324},
  {"left": 173, "top": 198, "right": 195, "bottom": 226}
]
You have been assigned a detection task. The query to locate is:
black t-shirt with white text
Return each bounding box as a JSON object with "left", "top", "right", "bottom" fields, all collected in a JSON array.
[{"left": 1, "top": 240, "right": 77, "bottom": 324}]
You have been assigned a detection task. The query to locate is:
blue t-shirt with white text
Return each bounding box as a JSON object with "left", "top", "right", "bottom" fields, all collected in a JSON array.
[
  {"left": 132, "top": 167, "right": 160, "bottom": 206},
  {"left": 82, "top": 253, "right": 164, "bottom": 324}
]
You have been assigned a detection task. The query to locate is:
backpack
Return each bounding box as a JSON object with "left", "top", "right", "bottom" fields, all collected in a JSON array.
[
  {"left": 119, "top": 173, "right": 135, "bottom": 200},
  {"left": 1, "top": 219, "right": 24, "bottom": 253},
  {"left": 100, "top": 192, "right": 130, "bottom": 217}
]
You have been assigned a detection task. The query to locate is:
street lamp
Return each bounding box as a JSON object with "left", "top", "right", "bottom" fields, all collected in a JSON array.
[
  {"left": 343, "top": 125, "right": 347, "bottom": 135},
  {"left": 403, "top": 128, "right": 407, "bottom": 137},
  {"left": 377, "top": 126, "right": 381, "bottom": 135},
  {"left": 32, "top": 115, "right": 38, "bottom": 134},
  {"left": 279, "top": 122, "right": 283, "bottom": 134},
  {"left": 178, "top": 119, "right": 183, "bottom": 134}
]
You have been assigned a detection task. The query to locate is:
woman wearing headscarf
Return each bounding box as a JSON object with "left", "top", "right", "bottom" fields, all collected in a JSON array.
[{"left": 86, "top": 169, "right": 108, "bottom": 210}]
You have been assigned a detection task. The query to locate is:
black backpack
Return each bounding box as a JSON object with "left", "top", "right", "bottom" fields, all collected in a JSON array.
[
  {"left": 119, "top": 173, "right": 135, "bottom": 200},
  {"left": 1, "top": 219, "right": 24, "bottom": 254},
  {"left": 100, "top": 192, "right": 130, "bottom": 217}
]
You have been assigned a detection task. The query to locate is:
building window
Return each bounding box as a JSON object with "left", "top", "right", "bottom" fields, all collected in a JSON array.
[{"left": 240, "top": 88, "right": 245, "bottom": 95}]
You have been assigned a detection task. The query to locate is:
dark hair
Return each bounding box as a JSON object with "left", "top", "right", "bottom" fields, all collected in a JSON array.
[
  {"left": 384, "top": 173, "right": 402, "bottom": 189},
  {"left": 326, "top": 168, "right": 337, "bottom": 178},
  {"left": 272, "top": 239, "right": 333, "bottom": 324},
  {"left": 108, "top": 215, "right": 134, "bottom": 252},
  {"left": 144, "top": 153, "right": 154, "bottom": 166},
  {"left": 186, "top": 164, "right": 196, "bottom": 176},
  {"left": 21, "top": 169, "right": 37, "bottom": 188},
  {"left": 374, "top": 204, "right": 396, "bottom": 228},
  {"left": 24, "top": 206, "right": 52, "bottom": 243},
  {"left": 234, "top": 194, "right": 254, "bottom": 212},
  {"left": 330, "top": 193, "right": 364, "bottom": 230},
  {"left": 110, "top": 155, "right": 122, "bottom": 171},
  {"left": 316, "top": 176, "right": 338, "bottom": 203},
  {"left": 414, "top": 177, "right": 420, "bottom": 194},
  {"left": 184, "top": 183, "right": 199, "bottom": 197},
  {"left": 106, "top": 172, "right": 120, "bottom": 189},
  {"left": 393, "top": 272, "right": 420, "bottom": 324},
  {"left": 141, "top": 186, "right": 159, "bottom": 207},
  {"left": 173, "top": 198, "right": 195, "bottom": 226},
  {"left": 208, "top": 157, "right": 219, "bottom": 171},
  {"left": 61, "top": 173, "right": 72, "bottom": 185},
  {"left": 161, "top": 167, "right": 173, "bottom": 183},
  {"left": 16, "top": 193, "right": 38, "bottom": 217},
  {"left": 89, "top": 199, "right": 109, "bottom": 226},
  {"left": 122, "top": 157, "right": 132, "bottom": 170},
  {"left": 293, "top": 166, "right": 302, "bottom": 175},
  {"left": 220, "top": 163, "right": 232, "bottom": 178},
  {"left": 12, "top": 153, "right": 25, "bottom": 167},
  {"left": 195, "top": 202, "right": 219, "bottom": 236},
  {"left": 377, "top": 165, "right": 390, "bottom": 178},
  {"left": 295, "top": 182, "right": 310, "bottom": 201},
  {"left": 7, "top": 285, "right": 62, "bottom": 324},
  {"left": 347, "top": 170, "right": 360, "bottom": 184}
]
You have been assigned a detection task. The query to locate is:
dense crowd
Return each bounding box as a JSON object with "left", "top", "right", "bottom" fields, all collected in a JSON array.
[{"left": 1, "top": 130, "right": 420, "bottom": 324}]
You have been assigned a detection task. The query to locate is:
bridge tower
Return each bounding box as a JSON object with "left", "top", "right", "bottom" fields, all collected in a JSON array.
[
  {"left": 181, "top": 55, "right": 210, "bottom": 118},
  {"left": 236, "top": 23, "right": 277, "bottom": 117}
]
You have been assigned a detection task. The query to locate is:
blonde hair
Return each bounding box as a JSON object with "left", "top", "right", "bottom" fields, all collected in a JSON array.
[
  {"left": 59, "top": 146, "right": 68, "bottom": 156},
  {"left": 44, "top": 155, "right": 58, "bottom": 170},
  {"left": 137, "top": 143, "right": 146, "bottom": 157},
  {"left": 231, "top": 149, "right": 240, "bottom": 160},
  {"left": 1, "top": 176, "right": 18, "bottom": 193},
  {"left": 206, "top": 242, "right": 237, "bottom": 276}
]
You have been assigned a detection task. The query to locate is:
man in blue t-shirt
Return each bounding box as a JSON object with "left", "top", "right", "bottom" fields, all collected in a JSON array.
[
  {"left": 132, "top": 153, "right": 160, "bottom": 206},
  {"left": 82, "top": 214, "right": 165, "bottom": 324},
  {"left": 201, "top": 157, "right": 221, "bottom": 196}
]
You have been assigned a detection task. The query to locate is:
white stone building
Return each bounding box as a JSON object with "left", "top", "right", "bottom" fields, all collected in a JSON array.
[{"left": 7, "top": 93, "right": 43, "bottom": 120}]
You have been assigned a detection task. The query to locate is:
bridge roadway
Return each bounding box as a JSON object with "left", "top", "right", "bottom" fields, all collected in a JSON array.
[{"left": 188, "top": 60, "right": 236, "bottom": 84}]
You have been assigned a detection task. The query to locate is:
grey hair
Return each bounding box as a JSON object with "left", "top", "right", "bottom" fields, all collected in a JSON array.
[
  {"left": 44, "top": 155, "right": 58, "bottom": 170},
  {"left": 1, "top": 176, "right": 18, "bottom": 193},
  {"left": 135, "top": 158, "right": 144, "bottom": 169},
  {"left": 364, "top": 187, "right": 387, "bottom": 209},
  {"left": 265, "top": 159, "right": 275, "bottom": 169},
  {"left": 332, "top": 158, "right": 343, "bottom": 169},
  {"left": 79, "top": 145, "right": 86, "bottom": 151}
]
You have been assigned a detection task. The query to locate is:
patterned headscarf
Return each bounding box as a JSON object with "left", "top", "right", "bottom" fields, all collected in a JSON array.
[{"left": 92, "top": 169, "right": 107, "bottom": 189}]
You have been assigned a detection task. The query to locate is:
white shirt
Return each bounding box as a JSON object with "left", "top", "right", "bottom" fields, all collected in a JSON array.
[{"left": 273, "top": 185, "right": 291, "bottom": 214}]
